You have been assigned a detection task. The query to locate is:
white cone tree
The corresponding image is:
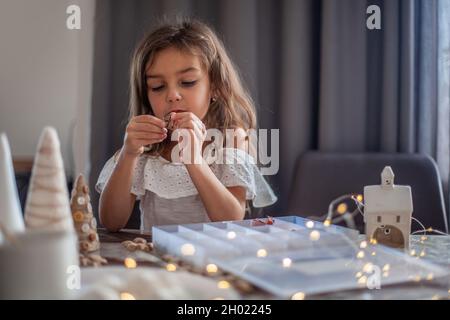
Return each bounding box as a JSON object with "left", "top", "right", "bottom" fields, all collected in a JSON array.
[
  {"left": 0, "top": 133, "right": 25, "bottom": 244},
  {"left": 24, "top": 127, "right": 74, "bottom": 231}
]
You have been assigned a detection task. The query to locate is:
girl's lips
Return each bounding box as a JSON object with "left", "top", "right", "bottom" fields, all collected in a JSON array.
[{"left": 167, "top": 109, "right": 185, "bottom": 114}]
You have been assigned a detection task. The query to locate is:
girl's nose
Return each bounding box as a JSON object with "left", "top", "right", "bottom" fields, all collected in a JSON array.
[{"left": 166, "top": 88, "right": 182, "bottom": 103}]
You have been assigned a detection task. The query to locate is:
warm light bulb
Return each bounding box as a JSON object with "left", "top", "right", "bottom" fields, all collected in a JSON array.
[
  {"left": 363, "top": 263, "right": 374, "bottom": 273},
  {"left": 306, "top": 221, "right": 315, "bottom": 229},
  {"left": 282, "top": 258, "right": 292, "bottom": 268},
  {"left": 166, "top": 263, "right": 177, "bottom": 272},
  {"left": 206, "top": 264, "right": 218, "bottom": 274},
  {"left": 337, "top": 203, "right": 348, "bottom": 215},
  {"left": 357, "top": 251, "right": 365, "bottom": 259},
  {"left": 356, "top": 194, "right": 363, "bottom": 202},
  {"left": 217, "top": 280, "right": 230, "bottom": 289},
  {"left": 382, "top": 264, "right": 390, "bottom": 272},
  {"left": 227, "top": 231, "right": 237, "bottom": 239},
  {"left": 257, "top": 249, "right": 268, "bottom": 257},
  {"left": 360, "top": 241, "right": 367, "bottom": 249},
  {"left": 357, "top": 275, "right": 367, "bottom": 285},
  {"left": 291, "top": 292, "right": 305, "bottom": 300},
  {"left": 309, "top": 230, "right": 320, "bottom": 241},
  {"left": 120, "top": 292, "right": 136, "bottom": 300},
  {"left": 181, "top": 243, "right": 196, "bottom": 256},
  {"left": 124, "top": 257, "right": 137, "bottom": 269},
  {"left": 324, "top": 219, "right": 331, "bottom": 227}
]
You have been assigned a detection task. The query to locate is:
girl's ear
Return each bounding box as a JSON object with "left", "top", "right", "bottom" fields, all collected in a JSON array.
[
  {"left": 210, "top": 87, "right": 218, "bottom": 102},
  {"left": 210, "top": 89, "right": 217, "bottom": 103}
]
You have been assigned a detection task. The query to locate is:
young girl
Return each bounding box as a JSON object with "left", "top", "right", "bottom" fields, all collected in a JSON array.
[{"left": 95, "top": 19, "right": 277, "bottom": 232}]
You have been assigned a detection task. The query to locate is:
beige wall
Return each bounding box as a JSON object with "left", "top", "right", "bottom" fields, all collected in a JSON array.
[{"left": 0, "top": 0, "right": 94, "bottom": 178}]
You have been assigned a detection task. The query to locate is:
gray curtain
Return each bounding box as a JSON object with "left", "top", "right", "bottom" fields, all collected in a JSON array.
[{"left": 90, "top": 0, "right": 450, "bottom": 221}]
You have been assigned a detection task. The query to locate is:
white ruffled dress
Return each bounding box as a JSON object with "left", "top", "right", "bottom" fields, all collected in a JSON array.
[{"left": 95, "top": 148, "right": 277, "bottom": 231}]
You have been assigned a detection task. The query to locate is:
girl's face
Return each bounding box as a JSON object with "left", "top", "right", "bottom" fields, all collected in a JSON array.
[{"left": 145, "top": 46, "right": 212, "bottom": 121}]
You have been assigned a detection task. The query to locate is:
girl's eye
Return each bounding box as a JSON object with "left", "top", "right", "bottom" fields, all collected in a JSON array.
[
  {"left": 149, "top": 80, "right": 197, "bottom": 92},
  {"left": 181, "top": 80, "right": 197, "bottom": 87},
  {"left": 150, "top": 85, "right": 164, "bottom": 92}
]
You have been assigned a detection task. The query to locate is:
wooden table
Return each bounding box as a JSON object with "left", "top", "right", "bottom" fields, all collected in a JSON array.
[{"left": 95, "top": 229, "right": 450, "bottom": 300}]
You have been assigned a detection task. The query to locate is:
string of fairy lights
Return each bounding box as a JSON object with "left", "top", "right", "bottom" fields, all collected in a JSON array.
[
  {"left": 309, "top": 193, "right": 449, "bottom": 239},
  {"left": 117, "top": 193, "right": 449, "bottom": 300},
  {"left": 311, "top": 193, "right": 449, "bottom": 298}
]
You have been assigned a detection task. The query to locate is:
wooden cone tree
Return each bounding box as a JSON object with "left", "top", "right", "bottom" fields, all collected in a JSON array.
[{"left": 70, "top": 174, "right": 99, "bottom": 252}]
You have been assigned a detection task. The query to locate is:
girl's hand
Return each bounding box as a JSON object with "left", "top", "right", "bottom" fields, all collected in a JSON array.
[
  {"left": 169, "top": 112, "right": 207, "bottom": 164},
  {"left": 122, "top": 115, "right": 167, "bottom": 157}
]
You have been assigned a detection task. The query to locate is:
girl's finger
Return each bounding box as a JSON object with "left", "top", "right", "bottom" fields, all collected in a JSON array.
[
  {"left": 173, "top": 118, "right": 194, "bottom": 130},
  {"left": 191, "top": 123, "right": 206, "bottom": 140},
  {"left": 171, "top": 111, "right": 201, "bottom": 122},
  {"left": 176, "top": 127, "right": 204, "bottom": 147},
  {"left": 130, "top": 122, "right": 167, "bottom": 134},
  {"left": 133, "top": 115, "right": 166, "bottom": 128},
  {"left": 131, "top": 131, "right": 167, "bottom": 141},
  {"left": 135, "top": 138, "right": 165, "bottom": 146},
  {"left": 174, "top": 118, "right": 204, "bottom": 132},
  {"left": 170, "top": 112, "right": 197, "bottom": 126}
]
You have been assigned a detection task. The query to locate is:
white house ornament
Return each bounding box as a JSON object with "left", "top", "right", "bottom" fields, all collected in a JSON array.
[{"left": 363, "top": 166, "right": 413, "bottom": 249}]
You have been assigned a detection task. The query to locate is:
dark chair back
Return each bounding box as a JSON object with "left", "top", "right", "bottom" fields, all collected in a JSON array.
[{"left": 287, "top": 152, "right": 448, "bottom": 233}]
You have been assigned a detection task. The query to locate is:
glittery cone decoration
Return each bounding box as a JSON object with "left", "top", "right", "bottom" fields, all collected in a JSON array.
[
  {"left": 70, "top": 174, "right": 100, "bottom": 252},
  {"left": 24, "top": 127, "right": 74, "bottom": 231}
]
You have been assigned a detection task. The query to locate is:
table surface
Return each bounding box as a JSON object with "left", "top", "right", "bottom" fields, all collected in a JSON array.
[{"left": 94, "top": 229, "right": 450, "bottom": 300}]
